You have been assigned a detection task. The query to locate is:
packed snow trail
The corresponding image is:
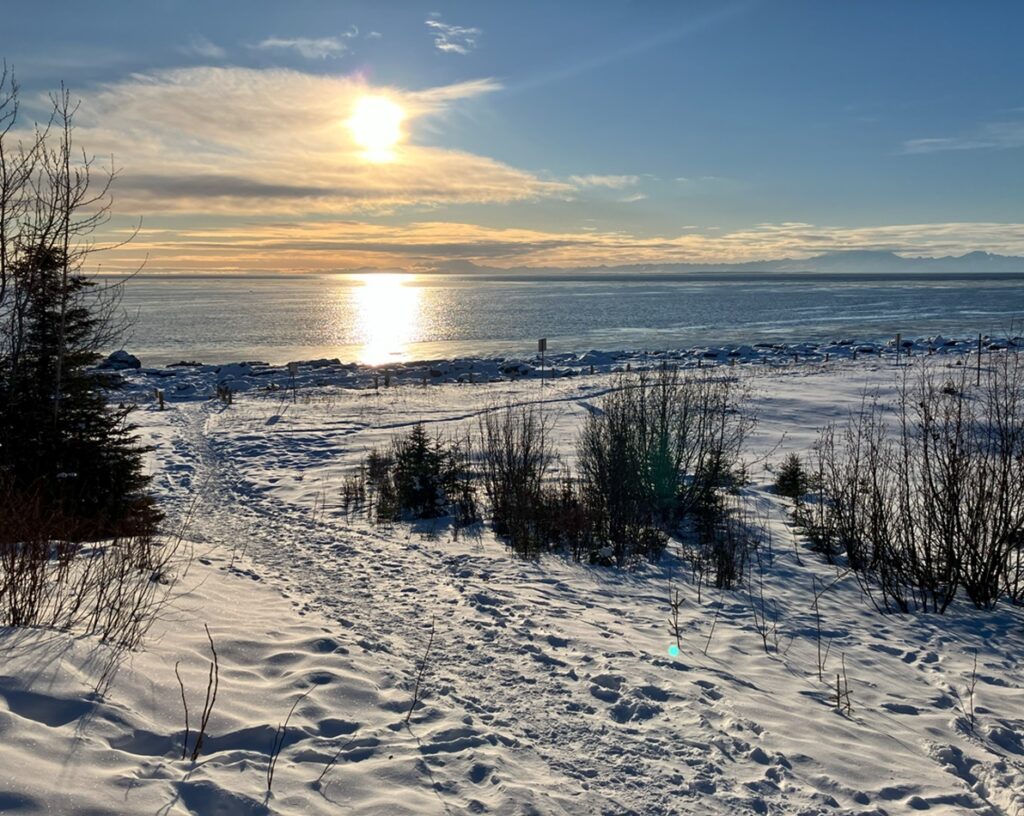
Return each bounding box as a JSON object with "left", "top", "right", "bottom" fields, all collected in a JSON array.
[{"left": 159, "top": 393, "right": 739, "bottom": 815}]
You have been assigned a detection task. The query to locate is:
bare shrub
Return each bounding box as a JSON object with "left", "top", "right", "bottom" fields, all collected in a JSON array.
[
  {"left": 543, "top": 468, "right": 602, "bottom": 562},
  {"left": 803, "top": 400, "right": 893, "bottom": 572},
  {"left": 810, "top": 355, "right": 1024, "bottom": 612},
  {"left": 340, "top": 467, "right": 366, "bottom": 517},
  {"left": 475, "top": 405, "right": 611, "bottom": 561},
  {"left": 0, "top": 487, "right": 180, "bottom": 648},
  {"left": 747, "top": 547, "right": 778, "bottom": 654},
  {"left": 1006, "top": 536, "right": 1024, "bottom": 604},
  {"left": 690, "top": 497, "right": 758, "bottom": 590},
  {"left": 577, "top": 368, "right": 754, "bottom": 566},
  {"left": 957, "top": 354, "right": 1024, "bottom": 608},
  {"left": 478, "top": 402, "right": 556, "bottom": 557}
]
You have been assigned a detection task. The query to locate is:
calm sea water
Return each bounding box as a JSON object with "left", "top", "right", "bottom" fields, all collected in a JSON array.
[{"left": 113, "top": 272, "right": 1024, "bottom": 367}]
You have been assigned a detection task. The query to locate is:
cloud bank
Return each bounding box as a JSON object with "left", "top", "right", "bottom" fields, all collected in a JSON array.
[
  {"left": 105, "top": 219, "right": 1024, "bottom": 275},
  {"left": 73, "top": 67, "right": 569, "bottom": 214}
]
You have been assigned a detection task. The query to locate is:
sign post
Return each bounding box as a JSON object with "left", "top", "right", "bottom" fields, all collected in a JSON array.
[
  {"left": 977, "top": 333, "right": 983, "bottom": 387},
  {"left": 538, "top": 338, "right": 547, "bottom": 391},
  {"left": 287, "top": 362, "right": 298, "bottom": 402}
]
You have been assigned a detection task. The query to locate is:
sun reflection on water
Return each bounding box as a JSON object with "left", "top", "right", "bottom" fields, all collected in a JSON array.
[{"left": 354, "top": 273, "right": 421, "bottom": 365}]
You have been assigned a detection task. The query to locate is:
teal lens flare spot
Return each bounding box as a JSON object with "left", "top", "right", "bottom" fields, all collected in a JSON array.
[{"left": 668, "top": 645, "right": 680, "bottom": 657}]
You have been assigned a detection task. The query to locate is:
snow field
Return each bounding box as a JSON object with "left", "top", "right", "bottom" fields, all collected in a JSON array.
[{"left": 1, "top": 356, "right": 1023, "bottom": 815}]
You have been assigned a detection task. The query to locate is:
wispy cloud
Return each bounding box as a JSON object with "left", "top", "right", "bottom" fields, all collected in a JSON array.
[
  {"left": 904, "top": 121, "right": 1024, "bottom": 154},
  {"left": 569, "top": 174, "right": 639, "bottom": 188},
  {"left": 72, "top": 67, "right": 569, "bottom": 216},
  {"left": 181, "top": 36, "right": 226, "bottom": 60},
  {"left": 619, "top": 193, "right": 647, "bottom": 203},
  {"left": 403, "top": 78, "right": 502, "bottom": 110},
  {"left": 254, "top": 32, "right": 357, "bottom": 59},
  {"left": 425, "top": 16, "right": 480, "bottom": 54}
]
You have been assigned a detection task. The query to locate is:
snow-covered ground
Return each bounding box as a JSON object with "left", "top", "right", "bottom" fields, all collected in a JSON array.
[{"left": 2, "top": 354, "right": 1024, "bottom": 815}]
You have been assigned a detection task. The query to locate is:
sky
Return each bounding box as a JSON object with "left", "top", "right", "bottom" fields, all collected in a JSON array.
[{"left": 2, "top": 0, "right": 1024, "bottom": 273}]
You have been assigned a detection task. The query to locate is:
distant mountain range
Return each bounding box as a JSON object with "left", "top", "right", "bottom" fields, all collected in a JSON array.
[{"left": 428, "top": 251, "right": 1024, "bottom": 277}]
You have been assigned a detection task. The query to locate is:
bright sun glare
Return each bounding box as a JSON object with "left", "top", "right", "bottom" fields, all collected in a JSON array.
[
  {"left": 354, "top": 273, "right": 421, "bottom": 364},
  {"left": 347, "top": 96, "right": 405, "bottom": 162}
]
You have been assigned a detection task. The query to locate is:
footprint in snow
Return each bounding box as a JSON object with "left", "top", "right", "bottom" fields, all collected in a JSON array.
[
  {"left": 590, "top": 685, "right": 620, "bottom": 704},
  {"left": 609, "top": 699, "right": 662, "bottom": 723},
  {"left": 882, "top": 701, "right": 922, "bottom": 715}
]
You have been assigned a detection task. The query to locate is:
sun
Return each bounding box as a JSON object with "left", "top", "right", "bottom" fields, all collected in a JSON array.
[{"left": 347, "top": 96, "right": 405, "bottom": 162}]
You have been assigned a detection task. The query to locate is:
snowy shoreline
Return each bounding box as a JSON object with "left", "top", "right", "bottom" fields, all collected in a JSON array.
[
  {"left": 110, "top": 331, "right": 1021, "bottom": 404},
  {"left": 3, "top": 344, "right": 1023, "bottom": 815}
]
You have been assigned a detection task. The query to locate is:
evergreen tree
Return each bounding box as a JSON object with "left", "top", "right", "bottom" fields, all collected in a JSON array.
[
  {"left": 392, "top": 423, "right": 447, "bottom": 518},
  {"left": 0, "top": 245, "right": 157, "bottom": 538},
  {"left": 774, "top": 452, "right": 809, "bottom": 501}
]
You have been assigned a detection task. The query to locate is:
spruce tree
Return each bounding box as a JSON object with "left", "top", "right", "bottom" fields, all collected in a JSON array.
[
  {"left": 392, "top": 423, "right": 446, "bottom": 518},
  {"left": 0, "top": 245, "right": 157, "bottom": 538},
  {"left": 774, "top": 452, "right": 809, "bottom": 501}
]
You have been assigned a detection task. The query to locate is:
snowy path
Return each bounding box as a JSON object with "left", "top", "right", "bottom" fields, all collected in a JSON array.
[{"left": 158, "top": 392, "right": 726, "bottom": 814}]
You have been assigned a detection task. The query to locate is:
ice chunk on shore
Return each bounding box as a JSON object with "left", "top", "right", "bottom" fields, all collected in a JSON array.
[{"left": 99, "top": 349, "right": 141, "bottom": 370}]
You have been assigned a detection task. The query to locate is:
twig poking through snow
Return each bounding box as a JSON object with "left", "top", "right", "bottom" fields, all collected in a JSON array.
[
  {"left": 314, "top": 733, "right": 360, "bottom": 791},
  {"left": 174, "top": 661, "right": 190, "bottom": 761},
  {"left": 953, "top": 648, "right": 980, "bottom": 731},
  {"left": 835, "top": 653, "right": 853, "bottom": 716},
  {"left": 668, "top": 583, "right": 683, "bottom": 655},
  {"left": 703, "top": 596, "right": 721, "bottom": 657},
  {"left": 406, "top": 615, "right": 436, "bottom": 723},
  {"left": 267, "top": 687, "right": 314, "bottom": 794},
  {"left": 175, "top": 624, "right": 220, "bottom": 762},
  {"left": 191, "top": 624, "right": 220, "bottom": 761},
  {"left": 967, "top": 649, "right": 978, "bottom": 730}
]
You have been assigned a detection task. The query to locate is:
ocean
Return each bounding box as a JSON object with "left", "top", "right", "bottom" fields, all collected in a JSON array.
[{"left": 112, "top": 271, "right": 1024, "bottom": 367}]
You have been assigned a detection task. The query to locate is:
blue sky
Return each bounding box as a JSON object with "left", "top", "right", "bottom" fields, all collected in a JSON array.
[{"left": 3, "top": 1, "right": 1023, "bottom": 271}]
